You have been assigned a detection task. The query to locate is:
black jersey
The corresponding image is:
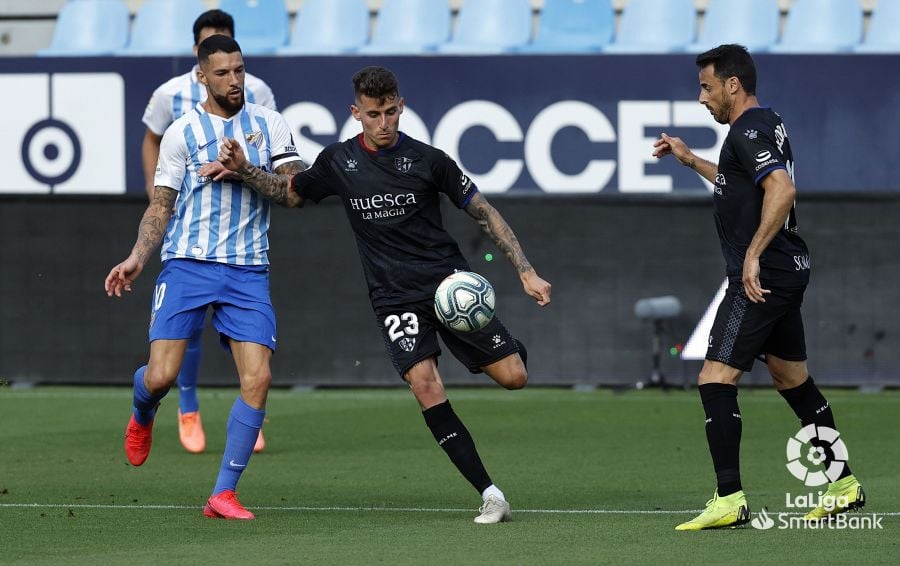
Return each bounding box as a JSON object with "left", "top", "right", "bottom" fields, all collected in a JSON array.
[
  {"left": 713, "top": 107, "right": 810, "bottom": 286},
  {"left": 292, "top": 133, "right": 475, "bottom": 308}
]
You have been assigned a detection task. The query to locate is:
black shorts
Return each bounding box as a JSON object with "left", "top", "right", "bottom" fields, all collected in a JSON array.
[
  {"left": 706, "top": 281, "right": 807, "bottom": 372},
  {"left": 375, "top": 298, "right": 520, "bottom": 378}
]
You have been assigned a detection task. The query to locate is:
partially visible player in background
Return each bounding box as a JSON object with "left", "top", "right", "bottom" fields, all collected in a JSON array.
[
  {"left": 653, "top": 44, "right": 865, "bottom": 530},
  {"left": 106, "top": 35, "right": 303, "bottom": 519},
  {"left": 203, "top": 66, "right": 552, "bottom": 524},
  {"left": 140, "top": 9, "right": 276, "bottom": 454}
]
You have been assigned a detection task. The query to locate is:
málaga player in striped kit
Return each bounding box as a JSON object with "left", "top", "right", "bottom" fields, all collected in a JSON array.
[
  {"left": 141, "top": 9, "right": 277, "bottom": 455},
  {"left": 105, "top": 35, "right": 304, "bottom": 520}
]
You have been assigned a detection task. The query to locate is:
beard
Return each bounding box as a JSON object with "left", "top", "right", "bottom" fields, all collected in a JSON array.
[{"left": 211, "top": 90, "right": 244, "bottom": 114}]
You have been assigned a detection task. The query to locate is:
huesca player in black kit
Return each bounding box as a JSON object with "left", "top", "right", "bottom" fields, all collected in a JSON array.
[
  {"left": 203, "top": 66, "right": 552, "bottom": 524},
  {"left": 653, "top": 44, "right": 865, "bottom": 530}
]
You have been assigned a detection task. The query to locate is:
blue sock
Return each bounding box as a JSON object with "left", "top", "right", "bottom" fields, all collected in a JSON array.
[
  {"left": 132, "top": 366, "right": 167, "bottom": 426},
  {"left": 177, "top": 334, "right": 202, "bottom": 413},
  {"left": 212, "top": 397, "right": 265, "bottom": 495}
]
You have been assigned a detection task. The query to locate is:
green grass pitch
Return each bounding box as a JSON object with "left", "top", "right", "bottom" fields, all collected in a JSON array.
[{"left": 0, "top": 386, "right": 897, "bottom": 564}]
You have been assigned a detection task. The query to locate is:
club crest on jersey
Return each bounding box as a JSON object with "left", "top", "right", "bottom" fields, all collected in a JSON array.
[
  {"left": 399, "top": 337, "right": 416, "bottom": 352},
  {"left": 394, "top": 157, "right": 413, "bottom": 173},
  {"left": 245, "top": 131, "right": 264, "bottom": 149}
]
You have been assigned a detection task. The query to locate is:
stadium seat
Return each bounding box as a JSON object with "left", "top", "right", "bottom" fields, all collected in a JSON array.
[
  {"left": 854, "top": 0, "right": 900, "bottom": 53},
  {"left": 38, "top": 0, "right": 130, "bottom": 56},
  {"left": 219, "top": 0, "right": 289, "bottom": 55},
  {"left": 687, "top": 0, "right": 780, "bottom": 53},
  {"left": 769, "top": 0, "right": 862, "bottom": 53},
  {"left": 278, "top": 0, "right": 368, "bottom": 54},
  {"left": 436, "top": 0, "right": 532, "bottom": 54},
  {"left": 357, "top": 0, "right": 451, "bottom": 54},
  {"left": 118, "top": 0, "right": 206, "bottom": 56},
  {"left": 603, "top": 0, "right": 696, "bottom": 53},
  {"left": 518, "top": 0, "right": 614, "bottom": 54}
]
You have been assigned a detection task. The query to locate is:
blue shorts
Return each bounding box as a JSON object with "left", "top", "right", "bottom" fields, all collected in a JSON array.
[{"left": 148, "top": 259, "right": 277, "bottom": 352}]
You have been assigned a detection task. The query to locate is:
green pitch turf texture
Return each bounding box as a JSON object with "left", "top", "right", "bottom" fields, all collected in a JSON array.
[{"left": 0, "top": 386, "right": 897, "bottom": 565}]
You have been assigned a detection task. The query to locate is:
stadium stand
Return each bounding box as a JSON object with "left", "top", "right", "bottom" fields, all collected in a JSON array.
[
  {"left": 277, "top": 0, "right": 369, "bottom": 54},
  {"left": 436, "top": 0, "right": 533, "bottom": 54},
  {"left": 117, "top": 0, "right": 206, "bottom": 56},
  {"left": 0, "top": 1, "right": 890, "bottom": 58},
  {"left": 688, "top": 0, "right": 780, "bottom": 53},
  {"left": 518, "top": 0, "right": 615, "bottom": 54},
  {"left": 356, "top": 0, "right": 451, "bottom": 54},
  {"left": 219, "top": 0, "right": 290, "bottom": 55},
  {"left": 854, "top": 0, "right": 900, "bottom": 53},
  {"left": 602, "top": 0, "right": 696, "bottom": 53},
  {"left": 37, "top": 0, "right": 130, "bottom": 56},
  {"left": 769, "top": 0, "right": 863, "bottom": 53}
]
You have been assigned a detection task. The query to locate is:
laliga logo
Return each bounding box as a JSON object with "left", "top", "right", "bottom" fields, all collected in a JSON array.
[{"left": 785, "top": 425, "right": 848, "bottom": 487}]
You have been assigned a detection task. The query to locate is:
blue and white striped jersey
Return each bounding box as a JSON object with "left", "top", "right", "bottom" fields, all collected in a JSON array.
[
  {"left": 155, "top": 102, "right": 300, "bottom": 266},
  {"left": 142, "top": 65, "right": 276, "bottom": 136}
]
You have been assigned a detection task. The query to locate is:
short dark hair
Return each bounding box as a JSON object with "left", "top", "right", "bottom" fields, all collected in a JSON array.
[
  {"left": 696, "top": 44, "right": 757, "bottom": 95},
  {"left": 193, "top": 9, "right": 235, "bottom": 45},
  {"left": 197, "top": 34, "right": 241, "bottom": 64},
  {"left": 352, "top": 66, "right": 399, "bottom": 105}
]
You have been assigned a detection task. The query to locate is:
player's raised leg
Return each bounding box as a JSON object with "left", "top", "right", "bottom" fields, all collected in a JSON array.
[
  {"left": 204, "top": 340, "right": 271, "bottom": 520},
  {"left": 676, "top": 360, "right": 750, "bottom": 531},
  {"left": 406, "top": 358, "right": 511, "bottom": 524},
  {"left": 125, "top": 339, "right": 187, "bottom": 466},
  {"left": 176, "top": 333, "right": 206, "bottom": 453},
  {"left": 769, "top": 355, "right": 865, "bottom": 520}
]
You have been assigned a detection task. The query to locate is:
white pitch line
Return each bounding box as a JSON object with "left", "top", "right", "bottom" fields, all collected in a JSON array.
[{"left": 1, "top": 503, "right": 897, "bottom": 516}]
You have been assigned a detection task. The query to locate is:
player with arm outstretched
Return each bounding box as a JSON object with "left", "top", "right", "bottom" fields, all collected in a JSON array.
[
  {"left": 203, "top": 66, "right": 551, "bottom": 524},
  {"left": 106, "top": 36, "right": 304, "bottom": 520},
  {"left": 653, "top": 44, "right": 865, "bottom": 530}
]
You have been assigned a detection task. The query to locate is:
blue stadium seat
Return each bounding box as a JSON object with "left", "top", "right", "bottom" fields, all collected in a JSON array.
[
  {"left": 518, "top": 0, "right": 614, "bottom": 54},
  {"left": 38, "top": 0, "right": 130, "bottom": 56},
  {"left": 687, "top": 0, "right": 780, "bottom": 53},
  {"left": 218, "top": 0, "right": 289, "bottom": 55},
  {"left": 278, "top": 0, "right": 368, "bottom": 54},
  {"left": 118, "top": 0, "right": 206, "bottom": 56},
  {"left": 770, "top": 0, "right": 862, "bottom": 53},
  {"left": 436, "top": 0, "right": 532, "bottom": 54},
  {"left": 603, "top": 0, "right": 696, "bottom": 53},
  {"left": 855, "top": 0, "right": 900, "bottom": 53},
  {"left": 357, "top": 0, "right": 451, "bottom": 54}
]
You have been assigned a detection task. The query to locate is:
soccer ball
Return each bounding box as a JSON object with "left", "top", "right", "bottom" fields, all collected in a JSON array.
[{"left": 434, "top": 271, "right": 496, "bottom": 333}]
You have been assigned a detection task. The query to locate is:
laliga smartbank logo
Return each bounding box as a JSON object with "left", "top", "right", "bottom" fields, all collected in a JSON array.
[{"left": 750, "top": 425, "right": 881, "bottom": 531}]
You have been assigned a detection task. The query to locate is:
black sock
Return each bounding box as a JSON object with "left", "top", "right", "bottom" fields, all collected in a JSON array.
[
  {"left": 779, "top": 376, "right": 852, "bottom": 480},
  {"left": 422, "top": 400, "right": 493, "bottom": 494},
  {"left": 514, "top": 339, "right": 528, "bottom": 369},
  {"left": 698, "top": 383, "right": 743, "bottom": 496}
]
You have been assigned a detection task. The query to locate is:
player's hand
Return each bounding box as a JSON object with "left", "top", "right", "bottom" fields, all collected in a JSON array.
[
  {"left": 652, "top": 133, "right": 694, "bottom": 166},
  {"left": 742, "top": 256, "right": 770, "bottom": 303},
  {"left": 198, "top": 160, "right": 242, "bottom": 182},
  {"left": 105, "top": 255, "right": 143, "bottom": 298},
  {"left": 216, "top": 137, "right": 248, "bottom": 173},
  {"left": 522, "top": 271, "right": 552, "bottom": 306}
]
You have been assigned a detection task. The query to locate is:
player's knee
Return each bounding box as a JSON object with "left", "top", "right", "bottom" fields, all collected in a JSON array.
[
  {"left": 499, "top": 368, "right": 528, "bottom": 390},
  {"left": 143, "top": 366, "right": 178, "bottom": 392}
]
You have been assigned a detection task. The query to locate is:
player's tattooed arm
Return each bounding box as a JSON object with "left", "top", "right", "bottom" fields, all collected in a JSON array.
[
  {"left": 465, "top": 192, "right": 532, "bottom": 273},
  {"left": 133, "top": 186, "right": 177, "bottom": 266},
  {"left": 207, "top": 137, "right": 307, "bottom": 208},
  {"left": 464, "top": 192, "right": 552, "bottom": 306},
  {"left": 105, "top": 186, "right": 176, "bottom": 297}
]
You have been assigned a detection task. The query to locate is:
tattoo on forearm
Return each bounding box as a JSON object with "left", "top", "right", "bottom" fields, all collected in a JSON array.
[
  {"left": 133, "top": 187, "right": 176, "bottom": 265},
  {"left": 237, "top": 161, "right": 298, "bottom": 206},
  {"left": 466, "top": 194, "right": 533, "bottom": 274}
]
